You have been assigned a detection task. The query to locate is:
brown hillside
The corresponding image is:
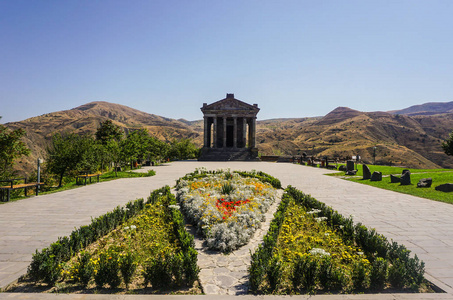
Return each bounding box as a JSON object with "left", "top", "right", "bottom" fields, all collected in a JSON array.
[
  {"left": 6, "top": 101, "right": 202, "bottom": 175},
  {"left": 255, "top": 108, "right": 453, "bottom": 169},
  {"left": 6, "top": 101, "right": 453, "bottom": 176}
]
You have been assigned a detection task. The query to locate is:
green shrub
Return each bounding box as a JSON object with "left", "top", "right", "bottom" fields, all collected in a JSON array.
[
  {"left": 120, "top": 252, "right": 137, "bottom": 289},
  {"left": 73, "top": 251, "right": 94, "bottom": 287},
  {"left": 143, "top": 254, "right": 172, "bottom": 289},
  {"left": 370, "top": 257, "right": 388, "bottom": 290},
  {"left": 388, "top": 259, "right": 407, "bottom": 288},
  {"left": 95, "top": 251, "right": 121, "bottom": 289},
  {"left": 220, "top": 182, "right": 235, "bottom": 195},
  {"left": 292, "top": 254, "right": 319, "bottom": 292},
  {"left": 318, "top": 255, "right": 345, "bottom": 291},
  {"left": 267, "top": 255, "right": 282, "bottom": 292},
  {"left": 27, "top": 248, "right": 61, "bottom": 285},
  {"left": 352, "top": 260, "right": 370, "bottom": 290}
]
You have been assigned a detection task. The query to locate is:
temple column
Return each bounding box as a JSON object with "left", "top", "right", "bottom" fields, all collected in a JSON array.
[
  {"left": 233, "top": 117, "right": 237, "bottom": 148},
  {"left": 251, "top": 117, "right": 256, "bottom": 148},
  {"left": 203, "top": 117, "right": 209, "bottom": 148},
  {"left": 213, "top": 117, "right": 217, "bottom": 148},
  {"left": 223, "top": 117, "right": 227, "bottom": 148},
  {"left": 243, "top": 117, "right": 247, "bottom": 148}
]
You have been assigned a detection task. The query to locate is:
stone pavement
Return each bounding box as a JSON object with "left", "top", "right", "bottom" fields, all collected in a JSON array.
[
  {"left": 195, "top": 190, "right": 284, "bottom": 295},
  {"left": 1, "top": 161, "right": 453, "bottom": 299}
]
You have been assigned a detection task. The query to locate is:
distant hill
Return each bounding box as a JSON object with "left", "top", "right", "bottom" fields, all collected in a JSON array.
[
  {"left": 5, "top": 101, "right": 202, "bottom": 175},
  {"left": 5, "top": 100, "right": 453, "bottom": 175},
  {"left": 255, "top": 107, "right": 453, "bottom": 169},
  {"left": 390, "top": 101, "right": 453, "bottom": 116}
]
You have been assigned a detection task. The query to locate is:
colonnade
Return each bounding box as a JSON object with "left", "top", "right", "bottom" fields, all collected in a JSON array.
[{"left": 203, "top": 115, "right": 256, "bottom": 149}]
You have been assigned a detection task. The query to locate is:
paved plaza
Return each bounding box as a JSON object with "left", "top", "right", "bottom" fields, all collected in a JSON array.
[{"left": 1, "top": 161, "right": 453, "bottom": 299}]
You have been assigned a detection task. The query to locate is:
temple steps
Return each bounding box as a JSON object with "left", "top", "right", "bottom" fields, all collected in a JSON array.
[{"left": 198, "top": 148, "right": 259, "bottom": 161}]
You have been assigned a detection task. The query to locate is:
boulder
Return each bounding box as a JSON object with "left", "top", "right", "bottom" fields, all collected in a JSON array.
[
  {"left": 339, "top": 165, "right": 347, "bottom": 172},
  {"left": 400, "top": 171, "right": 411, "bottom": 185},
  {"left": 435, "top": 183, "right": 453, "bottom": 192},
  {"left": 417, "top": 178, "right": 432, "bottom": 188},
  {"left": 346, "top": 160, "right": 355, "bottom": 171},
  {"left": 363, "top": 164, "right": 371, "bottom": 180},
  {"left": 402, "top": 169, "right": 410, "bottom": 175},
  {"left": 390, "top": 174, "right": 400, "bottom": 183},
  {"left": 346, "top": 170, "right": 357, "bottom": 175},
  {"left": 370, "top": 171, "right": 382, "bottom": 181}
]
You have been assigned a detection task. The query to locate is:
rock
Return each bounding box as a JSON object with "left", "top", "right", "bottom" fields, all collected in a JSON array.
[
  {"left": 435, "top": 183, "right": 453, "bottom": 192},
  {"left": 363, "top": 164, "right": 371, "bottom": 180},
  {"left": 390, "top": 174, "right": 400, "bottom": 183},
  {"left": 346, "top": 170, "right": 357, "bottom": 175},
  {"left": 339, "top": 165, "right": 347, "bottom": 172},
  {"left": 370, "top": 171, "right": 382, "bottom": 181},
  {"left": 346, "top": 160, "right": 355, "bottom": 171},
  {"left": 400, "top": 171, "right": 411, "bottom": 185},
  {"left": 417, "top": 178, "right": 432, "bottom": 188},
  {"left": 402, "top": 169, "right": 410, "bottom": 175}
]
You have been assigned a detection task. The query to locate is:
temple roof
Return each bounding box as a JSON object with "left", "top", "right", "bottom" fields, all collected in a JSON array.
[{"left": 201, "top": 94, "right": 260, "bottom": 114}]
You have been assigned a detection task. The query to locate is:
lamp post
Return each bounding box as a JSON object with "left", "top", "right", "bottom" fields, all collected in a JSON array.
[
  {"left": 373, "top": 147, "right": 377, "bottom": 165},
  {"left": 37, "top": 158, "right": 43, "bottom": 195}
]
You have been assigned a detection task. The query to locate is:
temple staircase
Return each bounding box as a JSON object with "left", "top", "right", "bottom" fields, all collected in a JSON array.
[{"left": 198, "top": 148, "right": 259, "bottom": 161}]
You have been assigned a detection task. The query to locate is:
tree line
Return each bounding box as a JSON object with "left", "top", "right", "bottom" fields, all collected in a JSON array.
[{"left": 1, "top": 119, "right": 199, "bottom": 186}]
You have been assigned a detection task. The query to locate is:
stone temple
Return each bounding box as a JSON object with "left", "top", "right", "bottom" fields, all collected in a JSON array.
[{"left": 198, "top": 93, "right": 260, "bottom": 161}]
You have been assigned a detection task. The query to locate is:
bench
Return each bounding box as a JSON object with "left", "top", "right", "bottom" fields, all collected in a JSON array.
[
  {"left": 76, "top": 172, "right": 101, "bottom": 185},
  {"left": 0, "top": 178, "right": 44, "bottom": 202}
]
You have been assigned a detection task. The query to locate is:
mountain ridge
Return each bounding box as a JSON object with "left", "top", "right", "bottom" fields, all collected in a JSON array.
[{"left": 5, "top": 100, "right": 453, "bottom": 175}]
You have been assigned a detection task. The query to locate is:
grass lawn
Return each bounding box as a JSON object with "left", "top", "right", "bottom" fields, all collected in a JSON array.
[
  {"left": 1, "top": 168, "right": 156, "bottom": 204},
  {"left": 329, "top": 165, "right": 453, "bottom": 204}
]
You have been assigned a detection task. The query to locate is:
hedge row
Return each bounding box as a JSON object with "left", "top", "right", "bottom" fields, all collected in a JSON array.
[
  {"left": 249, "top": 186, "right": 426, "bottom": 293},
  {"left": 234, "top": 170, "right": 282, "bottom": 189},
  {"left": 27, "top": 186, "right": 199, "bottom": 288},
  {"left": 174, "top": 167, "right": 282, "bottom": 190}
]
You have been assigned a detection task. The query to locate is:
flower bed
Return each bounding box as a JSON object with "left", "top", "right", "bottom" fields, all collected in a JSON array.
[
  {"left": 176, "top": 169, "right": 278, "bottom": 252},
  {"left": 249, "top": 186, "right": 429, "bottom": 294},
  {"left": 9, "top": 187, "right": 200, "bottom": 293}
]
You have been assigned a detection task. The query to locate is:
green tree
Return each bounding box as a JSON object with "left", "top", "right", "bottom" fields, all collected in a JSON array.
[
  {"left": 147, "top": 136, "right": 169, "bottom": 162},
  {"left": 442, "top": 131, "right": 453, "bottom": 156},
  {"left": 95, "top": 120, "right": 123, "bottom": 172},
  {"left": 95, "top": 120, "right": 123, "bottom": 144},
  {"left": 168, "top": 139, "right": 199, "bottom": 160},
  {"left": 121, "top": 129, "right": 151, "bottom": 167},
  {"left": 0, "top": 120, "right": 30, "bottom": 179},
  {"left": 46, "top": 133, "right": 98, "bottom": 187}
]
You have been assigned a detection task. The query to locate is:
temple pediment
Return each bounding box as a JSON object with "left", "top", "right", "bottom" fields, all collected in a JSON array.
[
  {"left": 199, "top": 93, "right": 259, "bottom": 161},
  {"left": 201, "top": 94, "right": 260, "bottom": 113}
]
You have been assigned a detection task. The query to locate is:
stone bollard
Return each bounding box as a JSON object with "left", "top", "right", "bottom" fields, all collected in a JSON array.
[
  {"left": 363, "top": 164, "right": 371, "bottom": 180},
  {"left": 370, "top": 171, "right": 382, "bottom": 181}
]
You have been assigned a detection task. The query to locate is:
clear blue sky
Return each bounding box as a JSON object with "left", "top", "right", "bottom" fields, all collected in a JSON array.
[{"left": 1, "top": 0, "right": 452, "bottom": 123}]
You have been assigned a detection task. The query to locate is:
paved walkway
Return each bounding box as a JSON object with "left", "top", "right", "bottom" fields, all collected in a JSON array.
[
  {"left": 1, "top": 161, "right": 453, "bottom": 299},
  {"left": 195, "top": 190, "right": 284, "bottom": 295}
]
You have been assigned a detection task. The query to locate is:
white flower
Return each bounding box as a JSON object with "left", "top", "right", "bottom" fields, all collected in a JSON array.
[
  {"left": 309, "top": 248, "right": 330, "bottom": 256},
  {"left": 307, "top": 209, "right": 321, "bottom": 214},
  {"left": 315, "top": 217, "right": 327, "bottom": 223},
  {"left": 169, "top": 204, "right": 180, "bottom": 210}
]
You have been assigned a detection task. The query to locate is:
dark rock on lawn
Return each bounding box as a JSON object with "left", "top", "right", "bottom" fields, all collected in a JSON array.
[
  {"left": 346, "top": 170, "right": 357, "bottom": 175},
  {"left": 435, "top": 183, "right": 453, "bottom": 192},
  {"left": 400, "top": 171, "right": 411, "bottom": 185},
  {"left": 390, "top": 174, "right": 400, "bottom": 183},
  {"left": 363, "top": 164, "right": 371, "bottom": 180},
  {"left": 370, "top": 171, "right": 382, "bottom": 181},
  {"left": 402, "top": 169, "right": 410, "bottom": 175},
  {"left": 339, "top": 165, "right": 347, "bottom": 172},
  {"left": 417, "top": 178, "right": 432, "bottom": 188},
  {"left": 346, "top": 160, "right": 355, "bottom": 171}
]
